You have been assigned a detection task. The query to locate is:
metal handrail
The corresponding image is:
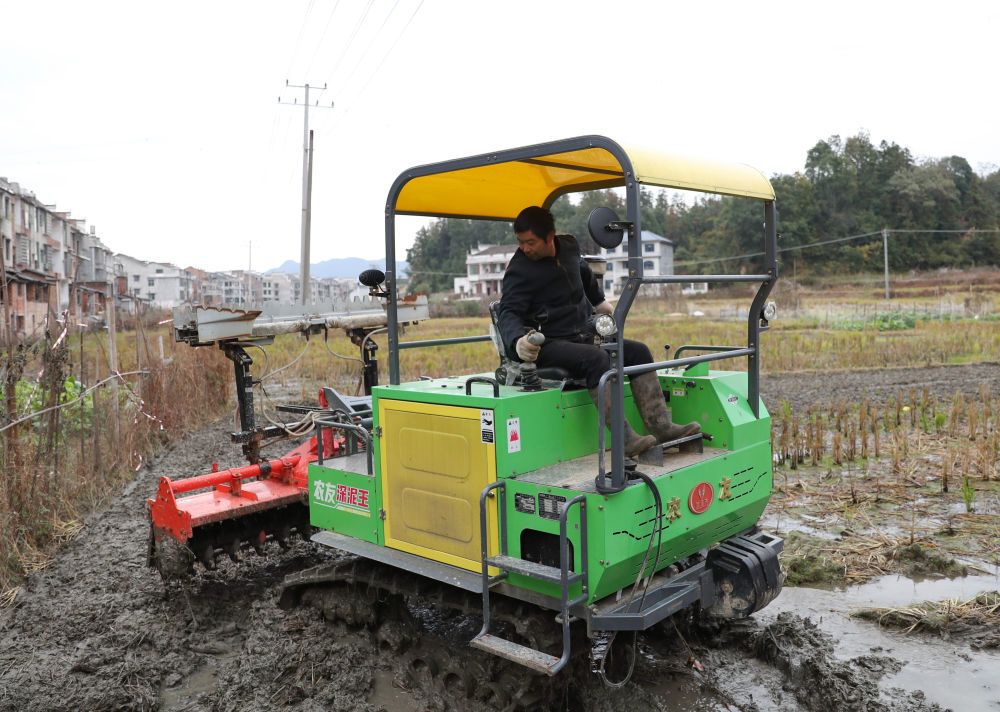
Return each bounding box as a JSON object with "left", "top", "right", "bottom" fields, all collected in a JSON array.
[
  {"left": 553, "top": 494, "right": 588, "bottom": 674},
  {"left": 673, "top": 344, "right": 742, "bottom": 359},
  {"left": 313, "top": 417, "right": 374, "bottom": 475},
  {"left": 397, "top": 334, "right": 492, "bottom": 349},
  {"left": 595, "top": 346, "right": 753, "bottom": 489},
  {"left": 476, "top": 480, "right": 507, "bottom": 639},
  {"left": 643, "top": 274, "right": 771, "bottom": 284}
]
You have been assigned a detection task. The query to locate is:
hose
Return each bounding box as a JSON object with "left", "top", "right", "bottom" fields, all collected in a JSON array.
[{"left": 597, "top": 469, "right": 664, "bottom": 688}]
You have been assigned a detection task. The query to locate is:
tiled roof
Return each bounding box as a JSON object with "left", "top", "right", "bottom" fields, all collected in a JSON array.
[{"left": 471, "top": 243, "right": 517, "bottom": 257}]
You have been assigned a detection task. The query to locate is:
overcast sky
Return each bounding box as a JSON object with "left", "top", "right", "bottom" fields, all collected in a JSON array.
[{"left": 1, "top": 0, "right": 996, "bottom": 272}]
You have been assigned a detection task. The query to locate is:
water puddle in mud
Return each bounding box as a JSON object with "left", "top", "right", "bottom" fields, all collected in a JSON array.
[
  {"left": 159, "top": 629, "right": 244, "bottom": 711},
  {"left": 845, "top": 571, "right": 1000, "bottom": 606},
  {"left": 762, "top": 576, "right": 1000, "bottom": 711},
  {"left": 160, "top": 656, "right": 227, "bottom": 710},
  {"left": 370, "top": 667, "right": 423, "bottom": 711}
]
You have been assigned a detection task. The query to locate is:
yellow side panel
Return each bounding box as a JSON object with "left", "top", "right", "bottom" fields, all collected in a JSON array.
[{"left": 379, "top": 400, "right": 497, "bottom": 572}]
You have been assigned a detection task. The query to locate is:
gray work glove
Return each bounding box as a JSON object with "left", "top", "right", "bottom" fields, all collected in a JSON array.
[{"left": 515, "top": 330, "right": 542, "bottom": 362}]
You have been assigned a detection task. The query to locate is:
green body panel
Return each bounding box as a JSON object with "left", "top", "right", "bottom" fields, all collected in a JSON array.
[
  {"left": 308, "top": 463, "right": 383, "bottom": 544},
  {"left": 308, "top": 367, "right": 772, "bottom": 605},
  {"left": 372, "top": 374, "right": 644, "bottom": 477},
  {"left": 501, "top": 439, "right": 772, "bottom": 601},
  {"left": 659, "top": 370, "right": 770, "bottom": 451}
]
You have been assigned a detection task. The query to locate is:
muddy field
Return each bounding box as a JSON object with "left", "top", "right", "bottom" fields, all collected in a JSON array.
[{"left": 1, "top": 364, "right": 998, "bottom": 711}]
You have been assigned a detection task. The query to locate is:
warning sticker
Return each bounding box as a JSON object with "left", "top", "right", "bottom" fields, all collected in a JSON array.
[
  {"left": 480, "top": 409, "right": 494, "bottom": 444},
  {"left": 507, "top": 417, "right": 521, "bottom": 454},
  {"left": 672, "top": 388, "right": 685, "bottom": 398}
]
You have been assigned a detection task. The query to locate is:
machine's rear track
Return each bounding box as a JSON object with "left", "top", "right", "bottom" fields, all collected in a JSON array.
[{"left": 279, "top": 557, "right": 626, "bottom": 710}]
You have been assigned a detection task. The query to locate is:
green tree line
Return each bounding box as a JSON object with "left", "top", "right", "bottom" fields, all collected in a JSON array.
[{"left": 405, "top": 133, "right": 1000, "bottom": 294}]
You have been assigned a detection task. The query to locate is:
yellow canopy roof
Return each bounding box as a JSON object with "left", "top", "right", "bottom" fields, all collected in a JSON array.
[{"left": 391, "top": 136, "right": 774, "bottom": 220}]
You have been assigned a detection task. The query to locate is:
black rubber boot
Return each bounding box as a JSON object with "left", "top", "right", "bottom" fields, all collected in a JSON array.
[
  {"left": 588, "top": 387, "right": 656, "bottom": 458},
  {"left": 629, "top": 372, "right": 701, "bottom": 443}
]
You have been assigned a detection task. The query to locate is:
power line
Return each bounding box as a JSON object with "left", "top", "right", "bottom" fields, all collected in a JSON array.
[
  {"left": 673, "top": 227, "right": 1000, "bottom": 269},
  {"left": 285, "top": 0, "right": 318, "bottom": 78},
  {"left": 350, "top": 0, "right": 424, "bottom": 103},
  {"left": 336, "top": 0, "right": 402, "bottom": 92},
  {"left": 304, "top": 0, "right": 343, "bottom": 79},
  {"left": 888, "top": 228, "right": 1000, "bottom": 234},
  {"left": 778, "top": 230, "right": 883, "bottom": 254},
  {"left": 325, "top": 0, "right": 376, "bottom": 85}
]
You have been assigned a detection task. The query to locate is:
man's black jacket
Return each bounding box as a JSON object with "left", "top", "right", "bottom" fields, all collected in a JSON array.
[{"left": 496, "top": 234, "right": 604, "bottom": 360}]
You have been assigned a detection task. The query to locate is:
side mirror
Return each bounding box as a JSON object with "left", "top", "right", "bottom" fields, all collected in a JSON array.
[
  {"left": 359, "top": 268, "right": 388, "bottom": 297},
  {"left": 359, "top": 269, "right": 385, "bottom": 288},
  {"left": 587, "top": 207, "right": 629, "bottom": 249}
]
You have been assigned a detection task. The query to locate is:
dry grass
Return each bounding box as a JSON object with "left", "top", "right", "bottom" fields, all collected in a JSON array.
[
  {"left": 852, "top": 590, "right": 1000, "bottom": 634},
  {"left": 0, "top": 319, "right": 231, "bottom": 598},
  {"left": 247, "top": 310, "right": 1000, "bottom": 400}
]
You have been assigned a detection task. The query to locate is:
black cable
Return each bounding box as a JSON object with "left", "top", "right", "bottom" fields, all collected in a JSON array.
[{"left": 598, "top": 469, "right": 664, "bottom": 687}]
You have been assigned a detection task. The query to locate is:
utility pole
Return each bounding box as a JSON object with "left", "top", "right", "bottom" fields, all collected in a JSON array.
[
  {"left": 279, "top": 81, "right": 333, "bottom": 304},
  {"left": 882, "top": 228, "right": 890, "bottom": 300}
]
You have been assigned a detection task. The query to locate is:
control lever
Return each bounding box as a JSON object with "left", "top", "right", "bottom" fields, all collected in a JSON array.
[{"left": 519, "top": 331, "right": 546, "bottom": 391}]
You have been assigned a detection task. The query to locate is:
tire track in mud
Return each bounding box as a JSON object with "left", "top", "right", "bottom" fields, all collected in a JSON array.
[{"left": 2, "top": 365, "right": 980, "bottom": 710}]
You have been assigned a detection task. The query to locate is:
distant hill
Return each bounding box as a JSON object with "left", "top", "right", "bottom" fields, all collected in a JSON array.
[{"left": 268, "top": 257, "right": 408, "bottom": 279}]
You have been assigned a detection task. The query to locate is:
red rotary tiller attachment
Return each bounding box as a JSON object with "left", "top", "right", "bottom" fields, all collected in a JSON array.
[
  {"left": 147, "top": 338, "right": 376, "bottom": 578},
  {"left": 146, "top": 435, "right": 334, "bottom": 576}
]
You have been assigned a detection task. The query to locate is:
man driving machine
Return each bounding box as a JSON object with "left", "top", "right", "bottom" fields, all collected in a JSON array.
[{"left": 496, "top": 205, "right": 700, "bottom": 458}]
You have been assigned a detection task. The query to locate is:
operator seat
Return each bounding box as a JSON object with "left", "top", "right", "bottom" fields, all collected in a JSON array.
[{"left": 488, "top": 301, "right": 583, "bottom": 389}]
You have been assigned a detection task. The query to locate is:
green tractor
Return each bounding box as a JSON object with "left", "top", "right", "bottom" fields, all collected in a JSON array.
[{"left": 291, "top": 135, "right": 782, "bottom": 675}]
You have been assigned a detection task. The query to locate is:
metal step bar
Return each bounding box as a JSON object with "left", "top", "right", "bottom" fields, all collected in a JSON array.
[{"left": 471, "top": 480, "right": 588, "bottom": 675}]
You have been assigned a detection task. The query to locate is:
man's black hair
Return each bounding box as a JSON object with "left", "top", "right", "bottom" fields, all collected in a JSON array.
[{"left": 513, "top": 206, "right": 555, "bottom": 240}]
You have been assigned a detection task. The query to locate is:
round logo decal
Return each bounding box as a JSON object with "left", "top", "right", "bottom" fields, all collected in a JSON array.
[{"left": 688, "top": 482, "right": 714, "bottom": 514}]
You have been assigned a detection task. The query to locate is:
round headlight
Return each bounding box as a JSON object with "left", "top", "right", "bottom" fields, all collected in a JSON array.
[
  {"left": 594, "top": 313, "right": 617, "bottom": 337},
  {"left": 763, "top": 301, "right": 777, "bottom": 321}
]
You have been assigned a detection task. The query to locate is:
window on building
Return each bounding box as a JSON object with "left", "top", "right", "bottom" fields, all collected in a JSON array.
[
  {"left": 644, "top": 243, "right": 655, "bottom": 253},
  {"left": 605, "top": 279, "right": 612, "bottom": 290},
  {"left": 605, "top": 247, "right": 615, "bottom": 254},
  {"left": 155, "top": 268, "right": 164, "bottom": 273},
  {"left": 606, "top": 262, "right": 613, "bottom": 271},
  {"left": 643, "top": 260, "right": 655, "bottom": 270},
  {"left": 148, "top": 293, "right": 155, "bottom": 300},
  {"left": 132, "top": 275, "right": 139, "bottom": 282},
  {"left": 148, "top": 278, "right": 155, "bottom": 287}
]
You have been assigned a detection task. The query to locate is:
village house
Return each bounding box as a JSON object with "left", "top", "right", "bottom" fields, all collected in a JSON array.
[
  {"left": 454, "top": 231, "right": 677, "bottom": 301},
  {"left": 0, "top": 177, "right": 115, "bottom": 338},
  {"left": 600, "top": 230, "right": 675, "bottom": 299},
  {"left": 453, "top": 243, "right": 516, "bottom": 297},
  {"left": 0, "top": 176, "right": 401, "bottom": 341}
]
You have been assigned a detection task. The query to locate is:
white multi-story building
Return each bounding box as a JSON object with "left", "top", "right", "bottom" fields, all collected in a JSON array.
[
  {"left": 115, "top": 254, "right": 194, "bottom": 308},
  {"left": 600, "top": 230, "right": 675, "bottom": 298},
  {"left": 262, "top": 273, "right": 369, "bottom": 305},
  {"left": 0, "top": 178, "right": 114, "bottom": 336},
  {"left": 455, "top": 233, "right": 675, "bottom": 301},
  {"left": 262, "top": 272, "right": 296, "bottom": 304},
  {"left": 454, "top": 243, "right": 516, "bottom": 297}
]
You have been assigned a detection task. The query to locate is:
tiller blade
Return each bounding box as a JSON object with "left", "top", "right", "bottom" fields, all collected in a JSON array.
[{"left": 146, "top": 433, "right": 338, "bottom": 576}]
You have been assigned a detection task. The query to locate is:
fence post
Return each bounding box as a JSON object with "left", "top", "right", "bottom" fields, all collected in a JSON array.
[{"left": 105, "top": 283, "right": 120, "bottom": 447}]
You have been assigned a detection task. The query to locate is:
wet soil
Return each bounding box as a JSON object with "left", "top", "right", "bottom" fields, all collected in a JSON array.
[
  {"left": 1, "top": 364, "right": 997, "bottom": 711},
  {"left": 759, "top": 362, "right": 1000, "bottom": 416}
]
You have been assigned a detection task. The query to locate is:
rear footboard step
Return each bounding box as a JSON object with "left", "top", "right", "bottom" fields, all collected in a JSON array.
[
  {"left": 470, "top": 633, "right": 562, "bottom": 675},
  {"left": 487, "top": 554, "right": 580, "bottom": 584}
]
